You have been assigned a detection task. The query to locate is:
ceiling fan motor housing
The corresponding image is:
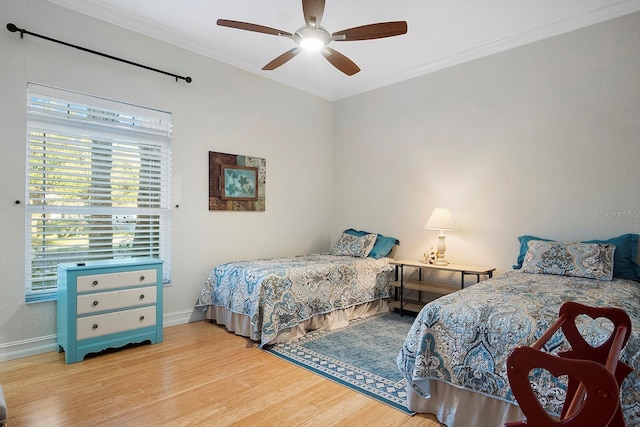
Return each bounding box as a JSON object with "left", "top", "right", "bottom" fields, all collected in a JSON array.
[{"left": 295, "top": 25, "right": 331, "bottom": 50}]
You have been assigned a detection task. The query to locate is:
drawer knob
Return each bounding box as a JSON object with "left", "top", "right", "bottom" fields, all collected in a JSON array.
[
  {"left": 139, "top": 294, "right": 145, "bottom": 300},
  {"left": 92, "top": 280, "right": 99, "bottom": 286},
  {"left": 92, "top": 324, "right": 99, "bottom": 330},
  {"left": 92, "top": 300, "right": 99, "bottom": 306},
  {"left": 139, "top": 315, "right": 145, "bottom": 322},
  {"left": 139, "top": 275, "right": 145, "bottom": 281}
]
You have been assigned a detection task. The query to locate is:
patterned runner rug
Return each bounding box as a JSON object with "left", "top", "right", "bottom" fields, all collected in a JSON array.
[{"left": 264, "top": 311, "right": 416, "bottom": 414}]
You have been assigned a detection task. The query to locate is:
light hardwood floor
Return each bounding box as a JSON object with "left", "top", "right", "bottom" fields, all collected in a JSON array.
[{"left": 0, "top": 321, "right": 444, "bottom": 426}]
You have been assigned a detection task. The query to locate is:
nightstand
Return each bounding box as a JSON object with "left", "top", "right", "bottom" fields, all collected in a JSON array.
[{"left": 389, "top": 259, "right": 495, "bottom": 315}]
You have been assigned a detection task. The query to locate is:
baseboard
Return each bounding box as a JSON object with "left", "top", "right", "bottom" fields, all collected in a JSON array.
[
  {"left": 0, "top": 334, "right": 58, "bottom": 362},
  {"left": 163, "top": 308, "right": 206, "bottom": 327},
  {"left": 0, "top": 309, "right": 207, "bottom": 362}
]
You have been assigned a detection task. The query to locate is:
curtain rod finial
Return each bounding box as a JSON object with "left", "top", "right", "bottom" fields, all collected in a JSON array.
[{"left": 6, "top": 23, "right": 24, "bottom": 38}]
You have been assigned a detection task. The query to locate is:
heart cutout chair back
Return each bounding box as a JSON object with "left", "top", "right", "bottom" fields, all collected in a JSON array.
[{"left": 506, "top": 301, "right": 632, "bottom": 427}]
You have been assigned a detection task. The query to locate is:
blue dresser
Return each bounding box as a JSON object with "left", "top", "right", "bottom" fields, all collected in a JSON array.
[{"left": 57, "top": 258, "right": 163, "bottom": 363}]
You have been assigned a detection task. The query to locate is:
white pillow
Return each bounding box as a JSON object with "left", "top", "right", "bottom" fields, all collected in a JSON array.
[
  {"left": 521, "top": 240, "right": 615, "bottom": 280},
  {"left": 330, "top": 232, "right": 377, "bottom": 258}
]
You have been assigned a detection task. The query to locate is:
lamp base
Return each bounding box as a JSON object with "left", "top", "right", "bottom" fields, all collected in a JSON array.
[{"left": 434, "top": 234, "right": 449, "bottom": 265}]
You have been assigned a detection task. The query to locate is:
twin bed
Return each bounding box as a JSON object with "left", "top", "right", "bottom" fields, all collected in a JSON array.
[
  {"left": 196, "top": 231, "right": 640, "bottom": 426},
  {"left": 195, "top": 229, "right": 398, "bottom": 347},
  {"left": 398, "top": 234, "right": 640, "bottom": 426}
]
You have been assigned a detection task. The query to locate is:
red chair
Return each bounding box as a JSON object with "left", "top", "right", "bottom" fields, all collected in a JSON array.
[{"left": 506, "top": 302, "right": 632, "bottom": 427}]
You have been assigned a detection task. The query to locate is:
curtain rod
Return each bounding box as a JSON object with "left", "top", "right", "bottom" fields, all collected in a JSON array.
[{"left": 6, "top": 23, "right": 192, "bottom": 83}]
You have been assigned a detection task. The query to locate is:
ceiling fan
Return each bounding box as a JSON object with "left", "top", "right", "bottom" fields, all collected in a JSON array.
[{"left": 217, "top": 0, "right": 407, "bottom": 76}]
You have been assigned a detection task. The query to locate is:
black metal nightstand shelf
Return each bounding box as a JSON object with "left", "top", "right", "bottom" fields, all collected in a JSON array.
[{"left": 389, "top": 260, "right": 495, "bottom": 314}]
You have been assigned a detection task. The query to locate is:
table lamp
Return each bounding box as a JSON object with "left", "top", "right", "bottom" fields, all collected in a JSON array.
[{"left": 424, "top": 207, "right": 457, "bottom": 265}]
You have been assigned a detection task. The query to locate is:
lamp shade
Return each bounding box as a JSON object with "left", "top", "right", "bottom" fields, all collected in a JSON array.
[{"left": 424, "top": 208, "right": 457, "bottom": 231}]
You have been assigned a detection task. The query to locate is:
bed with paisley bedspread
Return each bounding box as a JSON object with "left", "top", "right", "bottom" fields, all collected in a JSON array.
[
  {"left": 196, "top": 254, "right": 394, "bottom": 347},
  {"left": 196, "top": 230, "right": 398, "bottom": 347},
  {"left": 397, "top": 235, "right": 640, "bottom": 427}
]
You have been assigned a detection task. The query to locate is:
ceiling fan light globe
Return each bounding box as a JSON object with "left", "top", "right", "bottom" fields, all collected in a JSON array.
[{"left": 300, "top": 37, "right": 325, "bottom": 51}]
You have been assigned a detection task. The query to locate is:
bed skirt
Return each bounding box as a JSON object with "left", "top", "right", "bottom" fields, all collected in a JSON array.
[
  {"left": 405, "top": 381, "right": 524, "bottom": 427},
  {"left": 205, "top": 299, "right": 390, "bottom": 345}
]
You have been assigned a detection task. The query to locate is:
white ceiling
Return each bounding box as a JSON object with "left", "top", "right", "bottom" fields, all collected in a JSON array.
[{"left": 48, "top": 0, "right": 640, "bottom": 100}]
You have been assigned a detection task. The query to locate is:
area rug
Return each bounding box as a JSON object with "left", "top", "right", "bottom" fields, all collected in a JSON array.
[{"left": 264, "top": 311, "right": 416, "bottom": 414}]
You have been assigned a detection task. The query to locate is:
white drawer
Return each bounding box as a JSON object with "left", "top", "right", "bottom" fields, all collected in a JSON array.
[
  {"left": 76, "top": 286, "right": 157, "bottom": 315},
  {"left": 77, "top": 269, "right": 156, "bottom": 292},
  {"left": 76, "top": 305, "right": 156, "bottom": 340}
]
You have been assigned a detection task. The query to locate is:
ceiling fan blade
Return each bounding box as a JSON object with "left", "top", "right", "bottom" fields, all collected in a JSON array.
[
  {"left": 332, "top": 21, "right": 407, "bottom": 41},
  {"left": 302, "top": 0, "right": 325, "bottom": 27},
  {"left": 262, "top": 48, "right": 302, "bottom": 70},
  {"left": 217, "top": 19, "right": 292, "bottom": 37},
  {"left": 321, "top": 47, "right": 360, "bottom": 76}
]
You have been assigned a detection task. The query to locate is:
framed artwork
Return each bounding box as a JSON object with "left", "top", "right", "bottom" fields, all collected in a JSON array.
[
  {"left": 209, "top": 151, "right": 266, "bottom": 211},
  {"left": 220, "top": 165, "right": 258, "bottom": 201}
]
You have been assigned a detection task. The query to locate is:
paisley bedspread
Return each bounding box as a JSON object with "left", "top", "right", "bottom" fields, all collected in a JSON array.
[
  {"left": 397, "top": 271, "right": 640, "bottom": 425},
  {"left": 196, "top": 254, "right": 394, "bottom": 347}
]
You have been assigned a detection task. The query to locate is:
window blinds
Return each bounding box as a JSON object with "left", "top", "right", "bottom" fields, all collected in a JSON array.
[{"left": 25, "top": 84, "right": 172, "bottom": 301}]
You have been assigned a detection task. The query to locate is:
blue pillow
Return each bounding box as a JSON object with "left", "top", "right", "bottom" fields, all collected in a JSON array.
[
  {"left": 585, "top": 234, "right": 640, "bottom": 281},
  {"left": 344, "top": 228, "right": 399, "bottom": 259},
  {"left": 514, "top": 234, "right": 640, "bottom": 281}
]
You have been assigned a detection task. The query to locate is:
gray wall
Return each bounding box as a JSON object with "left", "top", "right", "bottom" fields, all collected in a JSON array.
[
  {"left": 332, "top": 12, "right": 640, "bottom": 272},
  {"left": 0, "top": 0, "right": 332, "bottom": 358}
]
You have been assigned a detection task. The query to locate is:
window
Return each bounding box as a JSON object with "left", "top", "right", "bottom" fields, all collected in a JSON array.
[{"left": 25, "top": 84, "right": 172, "bottom": 302}]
